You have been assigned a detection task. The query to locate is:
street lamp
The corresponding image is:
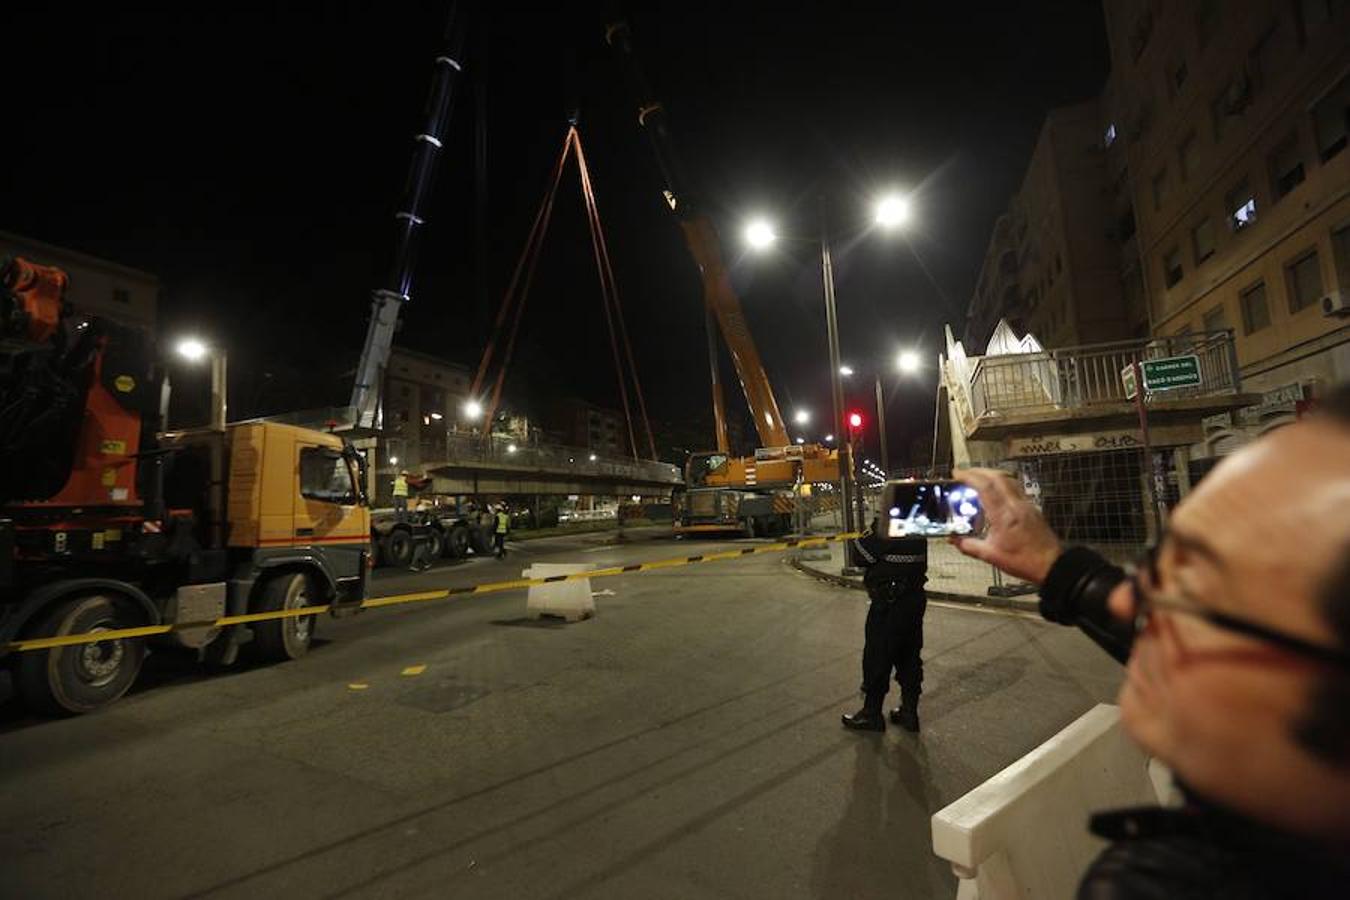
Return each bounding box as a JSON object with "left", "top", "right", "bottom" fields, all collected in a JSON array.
[
  {"left": 793, "top": 409, "right": 810, "bottom": 425},
  {"left": 873, "top": 193, "right": 912, "bottom": 229},
  {"left": 744, "top": 218, "right": 777, "bottom": 250},
  {"left": 838, "top": 365, "right": 854, "bottom": 377},
  {"left": 824, "top": 434, "right": 834, "bottom": 443},
  {"left": 174, "top": 336, "right": 227, "bottom": 431},
  {"left": 897, "top": 350, "right": 921, "bottom": 374}
]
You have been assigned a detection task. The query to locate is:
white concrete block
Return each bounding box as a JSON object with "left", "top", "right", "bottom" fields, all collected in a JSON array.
[
  {"left": 524, "top": 563, "right": 596, "bottom": 622},
  {"left": 931, "top": 704, "right": 1161, "bottom": 900}
]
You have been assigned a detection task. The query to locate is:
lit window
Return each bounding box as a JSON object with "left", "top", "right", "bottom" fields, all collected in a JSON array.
[
  {"left": 1104, "top": 123, "right": 1118, "bottom": 148},
  {"left": 1226, "top": 180, "right": 1256, "bottom": 231}
]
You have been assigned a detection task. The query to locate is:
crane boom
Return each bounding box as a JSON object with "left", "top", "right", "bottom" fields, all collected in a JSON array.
[
  {"left": 350, "top": 4, "right": 469, "bottom": 429},
  {"left": 606, "top": 22, "right": 789, "bottom": 450}
]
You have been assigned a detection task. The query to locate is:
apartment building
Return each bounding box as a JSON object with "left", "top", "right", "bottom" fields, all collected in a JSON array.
[
  {"left": 380, "top": 346, "right": 474, "bottom": 467},
  {"left": 964, "top": 101, "right": 1144, "bottom": 350},
  {"left": 1102, "top": 0, "right": 1350, "bottom": 397},
  {"left": 547, "top": 398, "right": 630, "bottom": 458}
]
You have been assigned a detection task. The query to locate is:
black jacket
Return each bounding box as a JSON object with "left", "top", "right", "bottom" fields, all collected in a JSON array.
[
  {"left": 1042, "top": 547, "right": 1350, "bottom": 899},
  {"left": 850, "top": 527, "right": 927, "bottom": 595}
]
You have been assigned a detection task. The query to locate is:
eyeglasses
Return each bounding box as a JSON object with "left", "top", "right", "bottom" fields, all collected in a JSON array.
[{"left": 1131, "top": 540, "right": 1350, "bottom": 671}]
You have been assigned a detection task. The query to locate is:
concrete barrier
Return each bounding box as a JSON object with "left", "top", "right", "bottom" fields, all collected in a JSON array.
[
  {"left": 524, "top": 563, "right": 597, "bottom": 622},
  {"left": 930, "top": 704, "right": 1168, "bottom": 900}
]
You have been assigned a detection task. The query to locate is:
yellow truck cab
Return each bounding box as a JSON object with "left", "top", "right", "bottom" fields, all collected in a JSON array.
[{"left": 3, "top": 420, "right": 372, "bottom": 714}]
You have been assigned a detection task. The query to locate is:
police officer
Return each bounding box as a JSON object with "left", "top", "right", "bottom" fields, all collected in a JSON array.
[{"left": 841, "top": 515, "right": 929, "bottom": 733}]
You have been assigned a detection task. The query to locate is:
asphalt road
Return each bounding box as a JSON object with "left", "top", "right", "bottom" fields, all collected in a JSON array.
[{"left": 0, "top": 530, "right": 1122, "bottom": 900}]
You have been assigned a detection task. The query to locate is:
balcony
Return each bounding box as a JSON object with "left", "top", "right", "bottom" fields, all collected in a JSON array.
[{"left": 953, "top": 331, "right": 1258, "bottom": 440}]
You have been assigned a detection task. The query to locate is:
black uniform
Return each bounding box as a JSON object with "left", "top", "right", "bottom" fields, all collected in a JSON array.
[{"left": 842, "top": 523, "right": 928, "bottom": 731}]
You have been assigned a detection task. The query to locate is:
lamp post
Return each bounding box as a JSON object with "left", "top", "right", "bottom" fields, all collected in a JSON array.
[
  {"left": 742, "top": 190, "right": 913, "bottom": 543},
  {"left": 175, "top": 337, "right": 228, "bottom": 431},
  {"left": 842, "top": 348, "right": 923, "bottom": 477}
]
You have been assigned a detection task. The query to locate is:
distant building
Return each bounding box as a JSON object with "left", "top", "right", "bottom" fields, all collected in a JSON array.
[
  {"left": 964, "top": 101, "right": 1141, "bottom": 350},
  {"left": 380, "top": 346, "right": 473, "bottom": 468},
  {"left": 547, "top": 398, "right": 630, "bottom": 458},
  {"left": 0, "top": 231, "right": 158, "bottom": 330}
]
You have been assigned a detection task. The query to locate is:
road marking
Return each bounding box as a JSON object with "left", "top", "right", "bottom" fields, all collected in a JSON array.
[
  {"left": 348, "top": 683, "right": 370, "bottom": 691},
  {"left": 2, "top": 531, "right": 864, "bottom": 653},
  {"left": 401, "top": 664, "right": 427, "bottom": 677}
]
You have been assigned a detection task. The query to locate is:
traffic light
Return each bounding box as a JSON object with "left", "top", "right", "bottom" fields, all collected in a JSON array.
[{"left": 846, "top": 411, "right": 864, "bottom": 439}]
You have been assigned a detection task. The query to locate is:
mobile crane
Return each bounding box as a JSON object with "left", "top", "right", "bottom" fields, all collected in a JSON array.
[
  {"left": 606, "top": 22, "right": 839, "bottom": 536},
  {"left": 0, "top": 257, "right": 372, "bottom": 714}
]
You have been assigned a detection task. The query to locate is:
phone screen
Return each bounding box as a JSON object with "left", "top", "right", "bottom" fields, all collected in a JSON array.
[{"left": 883, "top": 480, "right": 983, "bottom": 538}]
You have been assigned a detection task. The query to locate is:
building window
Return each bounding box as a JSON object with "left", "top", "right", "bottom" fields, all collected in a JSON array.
[
  {"left": 1312, "top": 75, "right": 1349, "bottom": 162},
  {"left": 1163, "top": 247, "right": 1184, "bottom": 288},
  {"left": 1103, "top": 122, "right": 1118, "bottom": 148},
  {"left": 1286, "top": 249, "right": 1323, "bottom": 313},
  {"left": 1240, "top": 281, "right": 1272, "bottom": 334},
  {"left": 1151, "top": 169, "right": 1168, "bottom": 209},
  {"left": 1177, "top": 133, "right": 1199, "bottom": 181},
  {"left": 1192, "top": 218, "right": 1216, "bottom": 264},
  {"left": 1202, "top": 304, "right": 1228, "bottom": 332},
  {"left": 1333, "top": 222, "right": 1350, "bottom": 288},
  {"left": 111, "top": 287, "right": 130, "bottom": 305},
  {"left": 1226, "top": 180, "right": 1257, "bottom": 231},
  {"left": 1268, "top": 133, "right": 1306, "bottom": 200}
]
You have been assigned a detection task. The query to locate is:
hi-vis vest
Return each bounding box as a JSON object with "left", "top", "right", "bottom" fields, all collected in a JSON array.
[
  {"left": 495, "top": 512, "right": 510, "bottom": 534},
  {"left": 392, "top": 475, "right": 409, "bottom": 497}
]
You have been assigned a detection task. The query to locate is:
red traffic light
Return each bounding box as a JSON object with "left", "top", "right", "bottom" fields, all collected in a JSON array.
[{"left": 847, "top": 411, "right": 864, "bottom": 430}]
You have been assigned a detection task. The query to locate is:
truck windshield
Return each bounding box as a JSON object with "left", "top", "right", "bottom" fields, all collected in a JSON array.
[{"left": 300, "top": 447, "right": 357, "bottom": 505}]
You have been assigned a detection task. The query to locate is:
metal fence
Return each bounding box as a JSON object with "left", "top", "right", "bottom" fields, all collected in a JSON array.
[
  {"left": 969, "top": 331, "right": 1241, "bottom": 419},
  {"left": 832, "top": 452, "right": 1183, "bottom": 599}
]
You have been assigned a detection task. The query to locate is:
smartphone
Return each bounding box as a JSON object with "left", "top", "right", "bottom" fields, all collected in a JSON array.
[{"left": 881, "top": 480, "right": 984, "bottom": 538}]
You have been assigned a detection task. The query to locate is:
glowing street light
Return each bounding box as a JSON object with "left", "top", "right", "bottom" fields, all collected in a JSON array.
[
  {"left": 839, "top": 365, "right": 854, "bottom": 377},
  {"left": 430, "top": 411, "right": 444, "bottom": 421},
  {"left": 793, "top": 409, "right": 810, "bottom": 425},
  {"left": 506, "top": 443, "right": 518, "bottom": 454},
  {"left": 824, "top": 434, "right": 834, "bottom": 442},
  {"left": 589, "top": 453, "right": 597, "bottom": 461},
  {"left": 744, "top": 218, "right": 777, "bottom": 250},
  {"left": 462, "top": 399, "right": 483, "bottom": 420},
  {"left": 874, "top": 193, "right": 912, "bottom": 229},
  {"left": 795, "top": 437, "right": 805, "bottom": 444},
  {"left": 175, "top": 337, "right": 209, "bottom": 362},
  {"left": 896, "top": 350, "right": 921, "bottom": 374}
]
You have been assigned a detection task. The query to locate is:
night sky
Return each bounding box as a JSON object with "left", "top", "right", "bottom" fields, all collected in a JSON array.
[{"left": 4, "top": 1, "right": 1109, "bottom": 465}]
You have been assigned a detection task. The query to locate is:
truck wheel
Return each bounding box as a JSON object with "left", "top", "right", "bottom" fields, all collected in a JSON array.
[
  {"left": 16, "top": 593, "right": 146, "bottom": 716},
  {"left": 253, "top": 572, "right": 316, "bottom": 661},
  {"left": 470, "top": 526, "right": 494, "bottom": 555},
  {"left": 425, "top": 528, "right": 445, "bottom": 561},
  {"left": 446, "top": 525, "right": 470, "bottom": 559},
  {"left": 382, "top": 529, "right": 414, "bottom": 568}
]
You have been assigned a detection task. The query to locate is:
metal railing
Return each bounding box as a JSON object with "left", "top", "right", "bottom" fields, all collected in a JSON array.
[
  {"left": 409, "top": 431, "right": 682, "bottom": 485},
  {"left": 968, "top": 331, "right": 1241, "bottom": 419}
]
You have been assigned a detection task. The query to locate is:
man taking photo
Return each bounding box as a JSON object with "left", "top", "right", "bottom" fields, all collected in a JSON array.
[{"left": 951, "top": 384, "right": 1350, "bottom": 895}]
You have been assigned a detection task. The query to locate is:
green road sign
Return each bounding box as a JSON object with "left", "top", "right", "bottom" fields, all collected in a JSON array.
[
  {"left": 1122, "top": 355, "right": 1202, "bottom": 398},
  {"left": 1142, "top": 355, "right": 1202, "bottom": 390}
]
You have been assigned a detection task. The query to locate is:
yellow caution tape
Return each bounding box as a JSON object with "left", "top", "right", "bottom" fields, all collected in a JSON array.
[{"left": 1, "top": 532, "right": 863, "bottom": 653}]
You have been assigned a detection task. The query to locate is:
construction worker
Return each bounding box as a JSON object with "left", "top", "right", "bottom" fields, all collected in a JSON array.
[
  {"left": 494, "top": 503, "right": 510, "bottom": 558},
  {"left": 841, "top": 513, "right": 929, "bottom": 733},
  {"left": 392, "top": 471, "right": 410, "bottom": 520}
]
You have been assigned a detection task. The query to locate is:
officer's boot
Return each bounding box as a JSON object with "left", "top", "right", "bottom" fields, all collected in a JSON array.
[
  {"left": 841, "top": 694, "right": 886, "bottom": 732},
  {"left": 890, "top": 694, "right": 920, "bottom": 733}
]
